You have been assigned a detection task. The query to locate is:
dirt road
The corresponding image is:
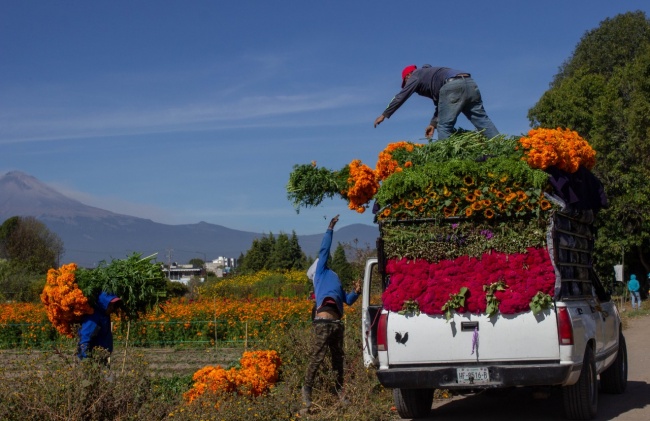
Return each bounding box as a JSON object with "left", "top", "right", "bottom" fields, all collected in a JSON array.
[{"left": 404, "top": 314, "right": 650, "bottom": 421}]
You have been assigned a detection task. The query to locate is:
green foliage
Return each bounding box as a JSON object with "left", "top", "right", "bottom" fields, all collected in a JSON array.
[
  {"left": 483, "top": 280, "right": 507, "bottom": 318},
  {"left": 75, "top": 253, "right": 167, "bottom": 320},
  {"left": 240, "top": 232, "right": 308, "bottom": 274},
  {"left": 0, "top": 260, "right": 46, "bottom": 302},
  {"left": 398, "top": 299, "right": 420, "bottom": 316},
  {"left": 529, "top": 292, "right": 554, "bottom": 315},
  {"left": 0, "top": 216, "right": 63, "bottom": 275},
  {"left": 375, "top": 155, "right": 548, "bottom": 208},
  {"left": 527, "top": 11, "right": 650, "bottom": 280},
  {"left": 331, "top": 242, "right": 354, "bottom": 285},
  {"left": 381, "top": 218, "right": 549, "bottom": 262},
  {"left": 286, "top": 163, "right": 349, "bottom": 210},
  {"left": 400, "top": 131, "right": 520, "bottom": 165},
  {"left": 441, "top": 287, "right": 468, "bottom": 321},
  {"left": 0, "top": 349, "right": 176, "bottom": 421}
]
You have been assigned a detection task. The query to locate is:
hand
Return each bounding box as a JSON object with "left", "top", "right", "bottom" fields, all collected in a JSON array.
[
  {"left": 425, "top": 125, "right": 435, "bottom": 139},
  {"left": 374, "top": 115, "right": 385, "bottom": 128},
  {"left": 353, "top": 280, "right": 361, "bottom": 294},
  {"left": 328, "top": 214, "right": 339, "bottom": 230}
]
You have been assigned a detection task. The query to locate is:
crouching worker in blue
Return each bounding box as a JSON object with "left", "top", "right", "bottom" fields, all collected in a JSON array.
[
  {"left": 302, "top": 215, "right": 361, "bottom": 410},
  {"left": 77, "top": 292, "right": 122, "bottom": 364}
]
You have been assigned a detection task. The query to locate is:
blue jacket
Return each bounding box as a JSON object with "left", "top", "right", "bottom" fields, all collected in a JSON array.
[
  {"left": 628, "top": 274, "right": 640, "bottom": 293},
  {"left": 77, "top": 292, "right": 118, "bottom": 359},
  {"left": 313, "top": 229, "right": 359, "bottom": 316}
]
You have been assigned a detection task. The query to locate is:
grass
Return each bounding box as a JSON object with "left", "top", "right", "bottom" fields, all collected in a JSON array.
[{"left": 0, "top": 313, "right": 398, "bottom": 421}]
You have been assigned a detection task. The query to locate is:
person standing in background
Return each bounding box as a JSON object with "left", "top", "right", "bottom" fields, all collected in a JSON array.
[{"left": 628, "top": 274, "right": 641, "bottom": 310}]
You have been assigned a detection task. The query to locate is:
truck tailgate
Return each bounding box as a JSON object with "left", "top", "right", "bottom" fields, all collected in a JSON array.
[{"left": 386, "top": 310, "right": 560, "bottom": 365}]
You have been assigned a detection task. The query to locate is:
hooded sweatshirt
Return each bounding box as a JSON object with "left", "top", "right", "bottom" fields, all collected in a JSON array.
[
  {"left": 311, "top": 228, "right": 359, "bottom": 316},
  {"left": 628, "top": 274, "right": 640, "bottom": 292},
  {"left": 77, "top": 291, "right": 119, "bottom": 359}
]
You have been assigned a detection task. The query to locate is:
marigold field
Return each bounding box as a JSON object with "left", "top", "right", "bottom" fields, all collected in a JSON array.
[{"left": 0, "top": 296, "right": 322, "bottom": 349}]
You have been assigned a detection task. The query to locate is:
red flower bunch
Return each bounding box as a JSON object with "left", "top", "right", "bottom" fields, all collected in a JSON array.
[{"left": 382, "top": 247, "right": 556, "bottom": 316}]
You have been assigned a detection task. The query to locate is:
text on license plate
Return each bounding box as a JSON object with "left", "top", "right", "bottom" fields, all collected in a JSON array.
[{"left": 456, "top": 367, "right": 489, "bottom": 384}]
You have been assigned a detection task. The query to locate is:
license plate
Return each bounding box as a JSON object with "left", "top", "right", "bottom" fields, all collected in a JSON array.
[{"left": 457, "top": 367, "right": 490, "bottom": 384}]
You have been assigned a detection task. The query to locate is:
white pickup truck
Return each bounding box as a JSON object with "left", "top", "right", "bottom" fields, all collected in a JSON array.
[{"left": 361, "top": 209, "right": 627, "bottom": 420}]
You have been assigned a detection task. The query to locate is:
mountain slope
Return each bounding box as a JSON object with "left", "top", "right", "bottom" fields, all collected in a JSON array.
[{"left": 0, "top": 171, "right": 377, "bottom": 267}]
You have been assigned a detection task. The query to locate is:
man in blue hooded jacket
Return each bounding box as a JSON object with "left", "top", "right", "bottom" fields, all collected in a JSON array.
[
  {"left": 302, "top": 215, "right": 361, "bottom": 410},
  {"left": 628, "top": 274, "right": 641, "bottom": 310},
  {"left": 77, "top": 291, "right": 122, "bottom": 361}
]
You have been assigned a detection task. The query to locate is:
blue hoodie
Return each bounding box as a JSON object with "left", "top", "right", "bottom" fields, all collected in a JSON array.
[
  {"left": 628, "top": 274, "right": 640, "bottom": 292},
  {"left": 77, "top": 291, "right": 119, "bottom": 359},
  {"left": 313, "top": 229, "right": 359, "bottom": 316}
]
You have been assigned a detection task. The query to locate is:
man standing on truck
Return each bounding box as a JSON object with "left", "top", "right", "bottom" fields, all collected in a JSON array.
[
  {"left": 302, "top": 215, "right": 361, "bottom": 411},
  {"left": 373, "top": 64, "right": 499, "bottom": 140}
]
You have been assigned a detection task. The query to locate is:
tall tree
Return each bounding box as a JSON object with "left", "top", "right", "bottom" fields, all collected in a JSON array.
[
  {"left": 268, "top": 232, "right": 293, "bottom": 270},
  {"left": 239, "top": 233, "right": 276, "bottom": 273},
  {"left": 331, "top": 243, "right": 354, "bottom": 288},
  {"left": 0, "top": 216, "right": 64, "bottom": 274},
  {"left": 528, "top": 11, "right": 650, "bottom": 281}
]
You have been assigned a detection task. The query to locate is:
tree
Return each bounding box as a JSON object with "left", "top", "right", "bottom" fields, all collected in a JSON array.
[
  {"left": 239, "top": 233, "right": 276, "bottom": 273},
  {"left": 0, "top": 216, "right": 64, "bottom": 274},
  {"left": 527, "top": 11, "right": 650, "bottom": 282},
  {"left": 331, "top": 243, "right": 354, "bottom": 288}
]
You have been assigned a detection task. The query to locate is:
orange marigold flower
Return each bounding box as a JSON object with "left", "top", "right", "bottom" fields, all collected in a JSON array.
[{"left": 484, "top": 209, "right": 495, "bottom": 219}]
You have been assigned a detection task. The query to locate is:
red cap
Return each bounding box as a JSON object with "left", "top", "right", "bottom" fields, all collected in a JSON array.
[{"left": 401, "top": 65, "right": 417, "bottom": 87}]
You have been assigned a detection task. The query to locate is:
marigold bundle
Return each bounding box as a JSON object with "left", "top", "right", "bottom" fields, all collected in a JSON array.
[
  {"left": 40, "top": 263, "right": 93, "bottom": 338},
  {"left": 519, "top": 127, "right": 596, "bottom": 173},
  {"left": 184, "top": 350, "right": 282, "bottom": 404},
  {"left": 41, "top": 253, "right": 167, "bottom": 336}
]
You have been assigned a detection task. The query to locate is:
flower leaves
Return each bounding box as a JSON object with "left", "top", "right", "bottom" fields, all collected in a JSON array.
[{"left": 441, "top": 287, "right": 468, "bottom": 321}]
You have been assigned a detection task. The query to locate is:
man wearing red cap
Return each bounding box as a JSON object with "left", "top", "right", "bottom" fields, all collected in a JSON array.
[{"left": 374, "top": 64, "right": 499, "bottom": 140}]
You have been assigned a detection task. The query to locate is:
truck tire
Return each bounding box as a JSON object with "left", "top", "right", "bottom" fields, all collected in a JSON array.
[
  {"left": 563, "top": 346, "right": 598, "bottom": 420},
  {"left": 600, "top": 333, "right": 628, "bottom": 394},
  {"left": 393, "top": 388, "right": 433, "bottom": 419}
]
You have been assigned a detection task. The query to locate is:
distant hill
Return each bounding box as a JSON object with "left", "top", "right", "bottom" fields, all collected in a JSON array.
[{"left": 0, "top": 171, "right": 378, "bottom": 268}]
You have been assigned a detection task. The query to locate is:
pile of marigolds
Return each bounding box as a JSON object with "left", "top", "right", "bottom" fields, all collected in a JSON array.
[{"left": 183, "top": 350, "right": 282, "bottom": 404}]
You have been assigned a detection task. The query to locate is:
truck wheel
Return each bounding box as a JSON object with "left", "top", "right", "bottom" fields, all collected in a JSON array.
[
  {"left": 393, "top": 388, "right": 433, "bottom": 419},
  {"left": 563, "top": 346, "right": 598, "bottom": 420},
  {"left": 600, "top": 333, "right": 628, "bottom": 394}
]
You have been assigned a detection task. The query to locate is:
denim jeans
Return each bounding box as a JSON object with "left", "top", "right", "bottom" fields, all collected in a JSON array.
[
  {"left": 631, "top": 291, "right": 641, "bottom": 309},
  {"left": 437, "top": 77, "right": 499, "bottom": 140}
]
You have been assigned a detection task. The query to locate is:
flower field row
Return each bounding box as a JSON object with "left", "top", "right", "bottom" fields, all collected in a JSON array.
[{"left": 0, "top": 297, "right": 325, "bottom": 349}]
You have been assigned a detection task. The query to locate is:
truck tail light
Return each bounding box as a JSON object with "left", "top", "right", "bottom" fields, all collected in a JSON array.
[
  {"left": 557, "top": 307, "right": 574, "bottom": 345},
  {"left": 377, "top": 312, "right": 388, "bottom": 351}
]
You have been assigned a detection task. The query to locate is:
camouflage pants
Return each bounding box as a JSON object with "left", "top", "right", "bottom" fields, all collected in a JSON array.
[{"left": 304, "top": 321, "right": 345, "bottom": 390}]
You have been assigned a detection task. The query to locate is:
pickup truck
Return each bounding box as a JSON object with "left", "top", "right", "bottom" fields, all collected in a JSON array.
[{"left": 361, "top": 206, "right": 627, "bottom": 420}]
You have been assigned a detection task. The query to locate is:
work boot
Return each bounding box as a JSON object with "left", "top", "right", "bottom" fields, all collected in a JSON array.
[{"left": 301, "top": 385, "right": 313, "bottom": 408}]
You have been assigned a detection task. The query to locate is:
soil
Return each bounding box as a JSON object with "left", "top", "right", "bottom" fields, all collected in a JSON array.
[
  {"left": 0, "top": 347, "right": 244, "bottom": 378},
  {"left": 403, "top": 314, "right": 650, "bottom": 420}
]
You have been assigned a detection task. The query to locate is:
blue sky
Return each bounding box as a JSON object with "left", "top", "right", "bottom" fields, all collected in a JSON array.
[{"left": 2, "top": 1, "right": 648, "bottom": 235}]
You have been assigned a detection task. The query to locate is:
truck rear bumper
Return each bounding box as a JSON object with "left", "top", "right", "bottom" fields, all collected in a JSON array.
[{"left": 376, "top": 362, "right": 577, "bottom": 390}]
